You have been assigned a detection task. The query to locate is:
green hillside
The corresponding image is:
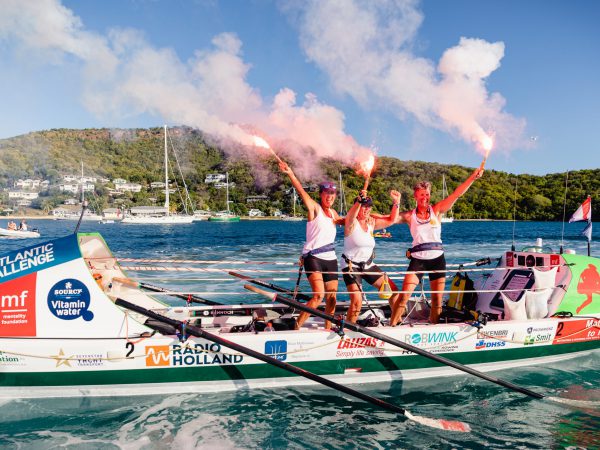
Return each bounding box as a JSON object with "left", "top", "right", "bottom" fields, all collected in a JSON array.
[{"left": 1, "top": 127, "right": 598, "bottom": 220}]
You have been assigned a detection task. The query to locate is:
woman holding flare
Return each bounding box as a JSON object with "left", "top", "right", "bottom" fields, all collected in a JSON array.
[
  {"left": 279, "top": 160, "right": 344, "bottom": 330},
  {"left": 390, "top": 166, "right": 484, "bottom": 325},
  {"left": 342, "top": 189, "right": 402, "bottom": 324}
]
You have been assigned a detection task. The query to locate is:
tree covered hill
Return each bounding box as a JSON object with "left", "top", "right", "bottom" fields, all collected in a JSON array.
[{"left": 0, "top": 127, "right": 598, "bottom": 220}]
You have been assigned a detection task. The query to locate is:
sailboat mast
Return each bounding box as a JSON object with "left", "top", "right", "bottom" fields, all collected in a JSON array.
[
  {"left": 293, "top": 188, "right": 296, "bottom": 217},
  {"left": 80, "top": 161, "right": 84, "bottom": 203},
  {"left": 164, "top": 125, "right": 169, "bottom": 217},
  {"left": 226, "top": 172, "right": 230, "bottom": 214}
]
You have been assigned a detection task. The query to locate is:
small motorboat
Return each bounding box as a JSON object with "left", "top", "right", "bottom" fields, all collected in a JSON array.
[
  {"left": 373, "top": 231, "right": 391, "bottom": 238},
  {"left": 0, "top": 227, "right": 40, "bottom": 239}
]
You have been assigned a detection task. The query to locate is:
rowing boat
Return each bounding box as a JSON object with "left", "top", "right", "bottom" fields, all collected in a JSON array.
[{"left": 0, "top": 232, "right": 598, "bottom": 401}]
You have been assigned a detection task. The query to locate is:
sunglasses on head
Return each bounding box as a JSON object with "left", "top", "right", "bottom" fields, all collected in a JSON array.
[{"left": 319, "top": 182, "right": 337, "bottom": 192}]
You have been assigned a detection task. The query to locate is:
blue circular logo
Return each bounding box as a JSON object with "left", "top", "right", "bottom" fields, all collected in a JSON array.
[{"left": 47, "top": 279, "right": 94, "bottom": 321}]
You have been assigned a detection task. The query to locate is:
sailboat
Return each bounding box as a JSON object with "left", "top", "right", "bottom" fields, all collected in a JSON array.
[
  {"left": 121, "top": 126, "right": 194, "bottom": 224},
  {"left": 54, "top": 162, "right": 103, "bottom": 221},
  {"left": 281, "top": 187, "right": 303, "bottom": 221},
  {"left": 209, "top": 172, "right": 240, "bottom": 222},
  {"left": 440, "top": 174, "right": 454, "bottom": 223}
]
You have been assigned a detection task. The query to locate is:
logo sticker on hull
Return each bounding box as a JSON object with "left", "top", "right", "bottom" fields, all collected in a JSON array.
[
  {"left": 0, "top": 273, "right": 36, "bottom": 336},
  {"left": 47, "top": 279, "right": 94, "bottom": 321}
]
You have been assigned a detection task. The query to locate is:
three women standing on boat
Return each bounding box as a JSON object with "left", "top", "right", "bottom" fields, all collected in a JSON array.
[
  {"left": 390, "top": 166, "right": 485, "bottom": 325},
  {"left": 279, "top": 157, "right": 484, "bottom": 328},
  {"left": 279, "top": 161, "right": 344, "bottom": 329}
]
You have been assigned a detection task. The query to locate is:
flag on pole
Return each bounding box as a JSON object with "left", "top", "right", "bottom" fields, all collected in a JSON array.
[
  {"left": 569, "top": 196, "right": 592, "bottom": 242},
  {"left": 569, "top": 196, "right": 591, "bottom": 223},
  {"left": 582, "top": 221, "right": 593, "bottom": 242}
]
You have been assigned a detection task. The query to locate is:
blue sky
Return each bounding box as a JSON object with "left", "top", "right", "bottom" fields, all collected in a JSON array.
[{"left": 1, "top": 0, "right": 599, "bottom": 175}]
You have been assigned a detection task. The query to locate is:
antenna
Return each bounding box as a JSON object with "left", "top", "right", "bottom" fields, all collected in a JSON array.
[
  {"left": 74, "top": 200, "right": 88, "bottom": 234},
  {"left": 511, "top": 177, "right": 518, "bottom": 251},
  {"left": 560, "top": 171, "right": 569, "bottom": 254}
]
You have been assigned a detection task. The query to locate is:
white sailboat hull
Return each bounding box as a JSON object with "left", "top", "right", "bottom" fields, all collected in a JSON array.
[{"left": 121, "top": 215, "right": 194, "bottom": 224}]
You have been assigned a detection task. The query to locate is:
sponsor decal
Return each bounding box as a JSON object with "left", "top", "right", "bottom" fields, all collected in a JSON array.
[
  {"left": 524, "top": 333, "right": 553, "bottom": 346},
  {"left": 265, "top": 340, "right": 287, "bottom": 361},
  {"left": 0, "top": 235, "right": 80, "bottom": 283},
  {"left": 336, "top": 337, "right": 386, "bottom": 358},
  {"left": 50, "top": 348, "right": 73, "bottom": 367},
  {"left": 337, "top": 337, "right": 385, "bottom": 349},
  {"left": 145, "top": 345, "right": 170, "bottom": 367},
  {"left": 405, "top": 331, "right": 458, "bottom": 347},
  {"left": 526, "top": 326, "right": 555, "bottom": 334},
  {"left": 0, "top": 273, "right": 36, "bottom": 336},
  {"left": 144, "top": 343, "right": 244, "bottom": 367},
  {"left": 475, "top": 339, "right": 507, "bottom": 350},
  {"left": 477, "top": 329, "right": 509, "bottom": 340},
  {"left": 74, "top": 353, "right": 104, "bottom": 367},
  {"left": 553, "top": 319, "right": 600, "bottom": 345},
  {"left": 47, "top": 279, "right": 94, "bottom": 321},
  {"left": 0, "top": 243, "right": 55, "bottom": 279},
  {"left": 0, "top": 350, "right": 24, "bottom": 366}
]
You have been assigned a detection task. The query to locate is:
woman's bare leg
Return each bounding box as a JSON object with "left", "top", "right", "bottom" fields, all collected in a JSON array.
[
  {"left": 429, "top": 277, "right": 446, "bottom": 324},
  {"left": 323, "top": 279, "right": 338, "bottom": 329},
  {"left": 389, "top": 273, "right": 420, "bottom": 326},
  {"left": 295, "top": 273, "right": 325, "bottom": 329},
  {"left": 344, "top": 282, "right": 362, "bottom": 324}
]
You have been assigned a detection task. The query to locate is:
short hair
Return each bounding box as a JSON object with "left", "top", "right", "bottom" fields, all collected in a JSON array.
[{"left": 413, "top": 181, "right": 431, "bottom": 192}]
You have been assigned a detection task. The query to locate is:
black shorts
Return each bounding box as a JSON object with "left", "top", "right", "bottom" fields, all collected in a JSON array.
[
  {"left": 303, "top": 254, "right": 338, "bottom": 283},
  {"left": 407, "top": 254, "right": 446, "bottom": 281},
  {"left": 342, "top": 264, "right": 384, "bottom": 286}
]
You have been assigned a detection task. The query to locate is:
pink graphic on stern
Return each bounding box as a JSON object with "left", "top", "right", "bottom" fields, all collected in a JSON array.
[{"left": 576, "top": 264, "right": 600, "bottom": 314}]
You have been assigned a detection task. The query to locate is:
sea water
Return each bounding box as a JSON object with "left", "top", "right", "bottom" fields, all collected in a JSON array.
[{"left": 0, "top": 219, "right": 598, "bottom": 449}]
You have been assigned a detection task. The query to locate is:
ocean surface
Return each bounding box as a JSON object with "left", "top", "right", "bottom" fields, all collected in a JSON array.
[{"left": 1, "top": 219, "right": 599, "bottom": 449}]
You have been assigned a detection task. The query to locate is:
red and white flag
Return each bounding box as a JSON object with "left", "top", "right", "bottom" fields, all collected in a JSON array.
[{"left": 569, "top": 196, "right": 592, "bottom": 223}]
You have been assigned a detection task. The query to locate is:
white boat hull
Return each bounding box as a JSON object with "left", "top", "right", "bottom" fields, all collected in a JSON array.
[
  {"left": 0, "top": 233, "right": 599, "bottom": 400},
  {"left": 121, "top": 215, "right": 194, "bottom": 224},
  {"left": 0, "top": 228, "right": 40, "bottom": 239}
]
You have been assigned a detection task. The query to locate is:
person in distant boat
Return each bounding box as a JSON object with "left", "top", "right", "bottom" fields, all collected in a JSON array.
[
  {"left": 279, "top": 160, "right": 344, "bottom": 330},
  {"left": 7, "top": 221, "right": 17, "bottom": 231},
  {"left": 19, "top": 220, "right": 27, "bottom": 231},
  {"left": 342, "top": 189, "right": 401, "bottom": 323},
  {"left": 390, "top": 167, "right": 484, "bottom": 325}
]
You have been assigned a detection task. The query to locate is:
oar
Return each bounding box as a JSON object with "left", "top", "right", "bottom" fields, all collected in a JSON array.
[
  {"left": 114, "top": 297, "right": 470, "bottom": 432},
  {"left": 229, "top": 271, "right": 311, "bottom": 302},
  {"left": 112, "top": 276, "right": 221, "bottom": 306},
  {"left": 245, "top": 284, "right": 550, "bottom": 401}
]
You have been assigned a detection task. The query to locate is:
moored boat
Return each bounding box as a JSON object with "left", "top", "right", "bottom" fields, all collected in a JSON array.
[
  {"left": 0, "top": 232, "right": 598, "bottom": 402},
  {"left": 0, "top": 227, "right": 40, "bottom": 239}
]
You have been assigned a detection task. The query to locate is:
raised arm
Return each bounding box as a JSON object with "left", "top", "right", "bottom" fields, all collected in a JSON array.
[
  {"left": 434, "top": 167, "right": 484, "bottom": 215},
  {"left": 279, "top": 161, "right": 319, "bottom": 220},
  {"left": 344, "top": 190, "right": 365, "bottom": 237},
  {"left": 374, "top": 190, "right": 401, "bottom": 230}
]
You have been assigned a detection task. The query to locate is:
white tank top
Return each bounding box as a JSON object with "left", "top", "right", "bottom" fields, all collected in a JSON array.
[
  {"left": 409, "top": 206, "right": 443, "bottom": 260},
  {"left": 302, "top": 205, "right": 337, "bottom": 260},
  {"left": 341, "top": 220, "right": 375, "bottom": 270}
]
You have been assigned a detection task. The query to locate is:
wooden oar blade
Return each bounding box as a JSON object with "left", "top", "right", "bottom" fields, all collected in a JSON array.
[{"left": 404, "top": 412, "right": 471, "bottom": 432}]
